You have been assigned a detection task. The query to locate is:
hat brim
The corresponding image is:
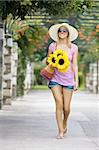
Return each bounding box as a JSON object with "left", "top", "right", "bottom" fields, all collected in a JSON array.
[{"left": 48, "top": 23, "right": 78, "bottom": 42}]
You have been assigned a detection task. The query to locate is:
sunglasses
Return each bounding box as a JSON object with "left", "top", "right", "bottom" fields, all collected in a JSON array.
[{"left": 58, "top": 29, "right": 68, "bottom": 33}]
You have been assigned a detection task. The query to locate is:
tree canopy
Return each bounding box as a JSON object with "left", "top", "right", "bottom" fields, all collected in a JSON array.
[{"left": 1, "top": 0, "right": 93, "bottom": 20}]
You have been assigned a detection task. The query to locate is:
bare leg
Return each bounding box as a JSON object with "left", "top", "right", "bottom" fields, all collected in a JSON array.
[
  {"left": 63, "top": 88, "right": 73, "bottom": 134},
  {"left": 51, "top": 86, "right": 64, "bottom": 138}
]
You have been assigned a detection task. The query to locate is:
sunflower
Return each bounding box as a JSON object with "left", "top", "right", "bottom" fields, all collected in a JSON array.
[
  {"left": 54, "top": 49, "right": 66, "bottom": 57},
  {"left": 47, "top": 53, "right": 57, "bottom": 67},
  {"left": 55, "top": 55, "right": 70, "bottom": 72}
]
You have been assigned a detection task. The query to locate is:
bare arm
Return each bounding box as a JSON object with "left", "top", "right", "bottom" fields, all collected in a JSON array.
[{"left": 72, "top": 46, "right": 79, "bottom": 89}]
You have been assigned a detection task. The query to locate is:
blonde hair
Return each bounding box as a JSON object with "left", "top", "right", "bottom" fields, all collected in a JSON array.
[{"left": 67, "top": 34, "right": 71, "bottom": 48}]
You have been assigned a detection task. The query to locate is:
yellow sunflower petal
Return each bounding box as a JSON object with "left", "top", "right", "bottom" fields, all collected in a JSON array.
[
  {"left": 54, "top": 49, "right": 65, "bottom": 57},
  {"left": 58, "top": 67, "right": 69, "bottom": 72},
  {"left": 54, "top": 50, "right": 69, "bottom": 61}
]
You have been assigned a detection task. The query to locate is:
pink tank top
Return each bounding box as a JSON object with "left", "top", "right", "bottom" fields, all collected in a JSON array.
[{"left": 48, "top": 42, "right": 78, "bottom": 86}]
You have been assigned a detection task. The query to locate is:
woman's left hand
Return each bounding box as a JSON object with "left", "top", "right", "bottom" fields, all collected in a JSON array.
[{"left": 74, "top": 81, "right": 78, "bottom": 91}]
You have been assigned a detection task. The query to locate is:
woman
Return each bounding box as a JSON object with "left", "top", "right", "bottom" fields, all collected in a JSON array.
[{"left": 47, "top": 23, "right": 78, "bottom": 139}]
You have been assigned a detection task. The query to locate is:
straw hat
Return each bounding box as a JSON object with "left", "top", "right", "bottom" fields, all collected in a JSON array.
[{"left": 48, "top": 23, "right": 78, "bottom": 41}]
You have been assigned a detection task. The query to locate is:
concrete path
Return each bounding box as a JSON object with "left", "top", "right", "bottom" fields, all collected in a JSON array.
[{"left": 0, "top": 90, "right": 99, "bottom": 150}]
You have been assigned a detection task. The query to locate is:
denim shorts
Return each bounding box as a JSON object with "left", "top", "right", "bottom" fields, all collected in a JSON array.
[{"left": 48, "top": 81, "right": 74, "bottom": 90}]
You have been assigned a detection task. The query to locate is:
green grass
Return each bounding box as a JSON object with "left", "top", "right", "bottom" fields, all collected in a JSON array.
[{"left": 32, "top": 85, "right": 48, "bottom": 90}]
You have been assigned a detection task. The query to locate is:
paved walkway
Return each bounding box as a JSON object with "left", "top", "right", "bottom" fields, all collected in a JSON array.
[{"left": 0, "top": 90, "right": 99, "bottom": 150}]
